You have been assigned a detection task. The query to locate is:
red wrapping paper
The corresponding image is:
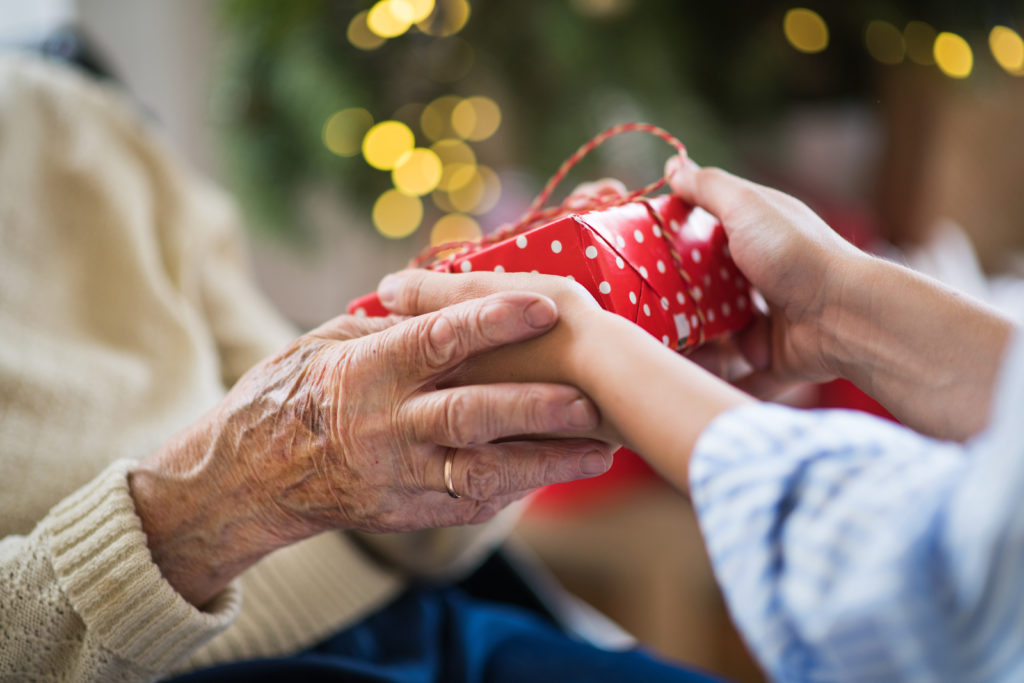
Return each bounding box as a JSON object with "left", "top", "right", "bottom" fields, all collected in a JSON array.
[{"left": 349, "top": 194, "right": 753, "bottom": 350}]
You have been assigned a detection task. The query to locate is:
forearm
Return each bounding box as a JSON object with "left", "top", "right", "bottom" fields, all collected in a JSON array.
[
  {"left": 826, "top": 254, "right": 1015, "bottom": 440},
  {"left": 566, "top": 311, "right": 752, "bottom": 491},
  {"left": 690, "top": 404, "right": 971, "bottom": 681}
]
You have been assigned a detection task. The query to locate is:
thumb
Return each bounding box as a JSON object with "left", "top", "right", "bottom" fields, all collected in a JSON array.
[{"left": 665, "top": 153, "right": 760, "bottom": 229}]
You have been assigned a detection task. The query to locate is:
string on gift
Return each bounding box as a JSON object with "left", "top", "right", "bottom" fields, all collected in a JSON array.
[{"left": 410, "top": 122, "right": 710, "bottom": 350}]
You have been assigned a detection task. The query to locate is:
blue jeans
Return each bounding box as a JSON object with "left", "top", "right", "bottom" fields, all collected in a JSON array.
[{"left": 170, "top": 586, "right": 721, "bottom": 682}]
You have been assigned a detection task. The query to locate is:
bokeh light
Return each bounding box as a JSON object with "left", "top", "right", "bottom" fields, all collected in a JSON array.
[
  {"left": 421, "top": 95, "right": 463, "bottom": 141},
  {"left": 865, "top": 20, "right": 905, "bottom": 65},
  {"left": 430, "top": 213, "right": 482, "bottom": 246},
  {"left": 904, "top": 21, "right": 936, "bottom": 65},
  {"left": 432, "top": 187, "right": 457, "bottom": 213},
  {"left": 934, "top": 32, "right": 973, "bottom": 79},
  {"left": 362, "top": 121, "right": 415, "bottom": 170},
  {"left": 432, "top": 139, "right": 477, "bottom": 190},
  {"left": 990, "top": 26, "right": 1024, "bottom": 75},
  {"left": 408, "top": 0, "right": 436, "bottom": 22},
  {"left": 451, "top": 96, "right": 502, "bottom": 141},
  {"left": 368, "top": 0, "right": 415, "bottom": 38},
  {"left": 392, "top": 148, "right": 443, "bottom": 196},
  {"left": 322, "top": 108, "right": 374, "bottom": 157},
  {"left": 347, "top": 11, "right": 386, "bottom": 50},
  {"left": 448, "top": 165, "right": 501, "bottom": 214},
  {"left": 373, "top": 189, "right": 423, "bottom": 238},
  {"left": 783, "top": 8, "right": 829, "bottom": 54},
  {"left": 417, "top": 0, "right": 471, "bottom": 37}
]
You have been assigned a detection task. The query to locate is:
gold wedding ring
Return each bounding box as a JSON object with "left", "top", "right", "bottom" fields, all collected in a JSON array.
[{"left": 443, "top": 449, "right": 461, "bottom": 499}]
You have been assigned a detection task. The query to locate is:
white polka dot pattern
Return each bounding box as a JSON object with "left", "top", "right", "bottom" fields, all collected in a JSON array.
[{"left": 348, "top": 194, "right": 754, "bottom": 352}]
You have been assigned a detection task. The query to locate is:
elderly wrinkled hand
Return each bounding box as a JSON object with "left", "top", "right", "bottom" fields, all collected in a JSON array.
[{"left": 129, "top": 291, "right": 613, "bottom": 607}]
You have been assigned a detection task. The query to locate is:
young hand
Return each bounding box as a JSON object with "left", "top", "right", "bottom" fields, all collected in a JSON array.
[{"left": 666, "top": 153, "right": 866, "bottom": 398}]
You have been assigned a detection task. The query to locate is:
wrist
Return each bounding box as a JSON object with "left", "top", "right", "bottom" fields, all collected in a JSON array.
[
  {"left": 128, "top": 416, "right": 291, "bottom": 607},
  {"left": 564, "top": 309, "right": 751, "bottom": 491},
  {"left": 814, "top": 248, "right": 879, "bottom": 381}
]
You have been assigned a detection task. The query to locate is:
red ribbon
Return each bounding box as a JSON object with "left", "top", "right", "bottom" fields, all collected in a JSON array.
[{"left": 410, "top": 122, "right": 686, "bottom": 268}]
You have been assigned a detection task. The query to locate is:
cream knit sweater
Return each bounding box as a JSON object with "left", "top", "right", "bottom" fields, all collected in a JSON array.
[{"left": 0, "top": 54, "right": 511, "bottom": 682}]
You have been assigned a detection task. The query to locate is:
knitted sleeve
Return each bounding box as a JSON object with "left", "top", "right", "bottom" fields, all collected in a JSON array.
[{"left": 0, "top": 460, "right": 240, "bottom": 682}]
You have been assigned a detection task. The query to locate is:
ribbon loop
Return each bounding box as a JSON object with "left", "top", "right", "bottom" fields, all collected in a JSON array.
[{"left": 411, "top": 122, "right": 686, "bottom": 269}]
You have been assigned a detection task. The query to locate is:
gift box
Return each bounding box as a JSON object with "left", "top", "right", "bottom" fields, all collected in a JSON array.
[{"left": 348, "top": 193, "right": 753, "bottom": 351}]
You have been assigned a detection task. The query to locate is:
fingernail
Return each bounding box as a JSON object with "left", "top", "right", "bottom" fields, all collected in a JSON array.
[
  {"left": 580, "top": 451, "right": 611, "bottom": 476},
  {"left": 378, "top": 273, "right": 402, "bottom": 306},
  {"left": 523, "top": 298, "right": 557, "bottom": 329},
  {"left": 565, "top": 397, "right": 598, "bottom": 430}
]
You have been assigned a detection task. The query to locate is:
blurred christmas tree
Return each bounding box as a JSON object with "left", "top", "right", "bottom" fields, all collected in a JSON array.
[{"left": 213, "top": 0, "right": 1023, "bottom": 243}]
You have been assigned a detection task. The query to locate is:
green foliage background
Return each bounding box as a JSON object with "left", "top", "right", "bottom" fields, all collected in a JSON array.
[{"left": 212, "top": 0, "right": 1020, "bottom": 241}]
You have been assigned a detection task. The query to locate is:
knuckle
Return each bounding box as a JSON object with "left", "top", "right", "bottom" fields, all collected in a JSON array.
[
  {"left": 515, "top": 386, "right": 555, "bottom": 432},
  {"left": 473, "top": 298, "right": 509, "bottom": 345},
  {"left": 419, "top": 311, "right": 462, "bottom": 370},
  {"left": 462, "top": 455, "right": 506, "bottom": 500},
  {"left": 441, "top": 391, "right": 483, "bottom": 445}
]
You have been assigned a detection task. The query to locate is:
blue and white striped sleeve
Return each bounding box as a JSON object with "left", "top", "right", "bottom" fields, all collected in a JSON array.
[{"left": 689, "top": 334, "right": 1024, "bottom": 682}]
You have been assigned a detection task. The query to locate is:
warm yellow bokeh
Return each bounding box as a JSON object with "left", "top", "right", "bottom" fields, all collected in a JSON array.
[
  {"left": 783, "top": 8, "right": 829, "bottom": 54},
  {"left": 421, "top": 95, "right": 463, "bottom": 141},
  {"left": 934, "top": 32, "right": 973, "bottom": 79},
  {"left": 417, "top": 0, "right": 470, "bottom": 36},
  {"left": 431, "top": 139, "right": 476, "bottom": 165},
  {"left": 432, "top": 187, "right": 457, "bottom": 213},
  {"left": 408, "top": 0, "right": 436, "bottom": 22},
  {"left": 373, "top": 189, "right": 423, "bottom": 238},
  {"left": 865, "top": 20, "right": 905, "bottom": 65},
  {"left": 323, "top": 108, "right": 373, "bottom": 157},
  {"left": 430, "top": 213, "right": 482, "bottom": 246},
  {"left": 990, "top": 26, "right": 1024, "bottom": 75},
  {"left": 347, "top": 10, "right": 386, "bottom": 50},
  {"left": 452, "top": 96, "right": 502, "bottom": 141},
  {"left": 432, "top": 139, "right": 477, "bottom": 191},
  {"left": 362, "top": 121, "right": 415, "bottom": 170},
  {"left": 392, "top": 148, "right": 443, "bottom": 196},
  {"left": 448, "top": 165, "right": 501, "bottom": 215},
  {"left": 904, "top": 21, "right": 936, "bottom": 65},
  {"left": 368, "top": 0, "right": 414, "bottom": 38}
]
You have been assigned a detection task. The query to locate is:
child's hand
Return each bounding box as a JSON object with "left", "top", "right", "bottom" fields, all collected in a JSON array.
[
  {"left": 665, "top": 153, "right": 867, "bottom": 399},
  {"left": 377, "top": 269, "right": 623, "bottom": 443}
]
